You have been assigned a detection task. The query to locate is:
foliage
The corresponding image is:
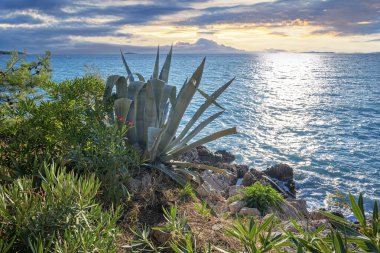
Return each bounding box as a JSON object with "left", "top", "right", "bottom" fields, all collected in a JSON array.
[
  {"left": 0, "top": 75, "right": 106, "bottom": 180},
  {"left": 70, "top": 122, "right": 141, "bottom": 204},
  {"left": 321, "top": 193, "right": 380, "bottom": 252},
  {"left": 0, "top": 51, "right": 51, "bottom": 104},
  {"left": 242, "top": 182, "right": 284, "bottom": 214},
  {"left": 223, "top": 215, "right": 287, "bottom": 253},
  {"left": 0, "top": 163, "right": 121, "bottom": 252},
  {"left": 104, "top": 48, "right": 236, "bottom": 187},
  {"left": 127, "top": 226, "right": 164, "bottom": 252},
  {"left": 180, "top": 183, "right": 196, "bottom": 199},
  {"left": 194, "top": 200, "right": 211, "bottom": 217}
]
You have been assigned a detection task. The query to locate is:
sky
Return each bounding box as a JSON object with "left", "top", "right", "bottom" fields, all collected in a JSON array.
[{"left": 0, "top": 0, "right": 380, "bottom": 53}]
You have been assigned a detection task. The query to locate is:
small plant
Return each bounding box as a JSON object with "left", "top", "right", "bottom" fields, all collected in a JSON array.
[
  {"left": 0, "top": 162, "right": 121, "bottom": 252},
  {"left": 194, "top": 200, "right": 211, "bottom": 217},
  {"left": 223, "top": 215, "right": 287, "bottom": 253},
  {"left": 321, "top": 193, "right": 380, "bottom": 252},
  {"left": 180, "top": 183, "right": 196, "bottom": 199},
  {"left": 242, "top": 182, "right": 284, "bottom": 214},
  {"left": 127, "top": 226, "right": 164, "bottom": 252}
]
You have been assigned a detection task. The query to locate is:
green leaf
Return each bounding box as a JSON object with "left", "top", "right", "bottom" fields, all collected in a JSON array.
[
  {"left": 164, "top": 127, "right": 237, "bottom": 161},
  {"left": 197, "top": 88, "right": 225, "bottom": 110},
  {"left": 156, "top": 58, "right": 206, "bottom": 155},
  {"left": 116, "top": 76, "right": 127, "bottom": 98},
  {"left": 120, "top": 50, "right": 134, "bottom": 82},
  {"left": 159, "top": 45, "right": 172, "bottom": 83},
  {"left": 135, "top": 73, "right": 145, "bottom": 82},
  {"left": 175, "top": 77, "right": 234, "bottom": 144},
  {"left": 152, "top": 46, "right": 160, "bottom": 79},
  {"left": 349, "top": 193, "right": 366, "bottom": 226}
]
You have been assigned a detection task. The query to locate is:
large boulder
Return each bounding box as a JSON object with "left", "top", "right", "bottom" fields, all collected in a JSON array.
[
  {"left": 239, "top": 207, "right": 260, "bottom": 217},
  {"left": 264, "top": 164, "right": 296, "bottom": 196},
  {"left": 229, "top": 200, "right": 246, "bottom": 214},
  {"left": 215, "top": 150, "right": 235, "bottom": 164},
  {"left": 241, "top": 169, "right": 267, "bottom": 187},
  {"left": 196, "top": 146, "right": 223, "bottom": 165}
]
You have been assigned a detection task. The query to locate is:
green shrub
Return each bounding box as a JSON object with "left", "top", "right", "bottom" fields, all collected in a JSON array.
[
  {"left": 0, "top": 51, "right": 51, "bottom": 104},
  {"left": 0, "top": 75, "right": 107, "bottom": 180},
  {"left": 71, "top": 122, "right": 141, "bottom": 204},
  {"left": 180, "top": 183, "right": 196, "bottom": 199},
  {"left": 0, "top": 162, "right": 121, "bottom": 252},
  {"left": 242, "top": 182, "right": 284, "bottom": 214}
]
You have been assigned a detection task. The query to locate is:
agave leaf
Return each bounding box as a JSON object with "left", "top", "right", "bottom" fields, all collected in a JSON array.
[
  {"left": 164, "top": 127, "right": 237, "bottom": 161},
  {"left": 120, "top": 50, "right": 134, "bottom": 82},
  {"left": 125, "top": 81, "right": 146, "bottom": 144},
  {"left": 144, "top": 81, "right": 158, "bottom": 142},
  {"left": 152, "top": 46, "right": 160, "bottom": 79},
  {"left": 157, "top": 59, "right": 206, "bottom": 156},
  {"left": 103, "top": 75, "right": 120, "bottom": 100},
  {"left": 149, "top": 125, "right": 168, "bottom": 162},
  {"left": 135, "top": 73, "right": 145, "bottom": 82},
  {"left": 159, "top": 45, "right": 172, "bottom": 83},
  {"left": 176, "top": 77, "right": 234, "bottom": 143},
  {"left": 150, "top": 163, "right": 187, "bottom": 187},
  {"left": 116, "top": 76, "right": 127, "bottom": 98},
  {"left": 135, "top": 85, "right": 147, "bottom": 147},
  {"left": 197, "top": 88, "right": 225, "bottom": 110},
  {"left": 147, "top": 127, "right": 161, "bottom": 153},
  {"left": 114, "top": 98, "right": 132, "bottom": 128},
  {"left": 166, "top": 111, "right": 224, "bottom": 153},
  {"left": 172, "top": 167, "right": 201, "bottom": 185},
  {"left": 170, "top": 161, "right": 231, "bottom": 176}
]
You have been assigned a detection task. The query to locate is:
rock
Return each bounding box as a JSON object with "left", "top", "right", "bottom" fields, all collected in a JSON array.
[
  {"left": 126, "top": 178, "right": 141, "bottom": 193},
  {"left": 239, "top": 207, "right": 261, "bottom": 217},
  {"left": 198, "top": 170, "right": 234, "bottom": 198},
  {"left": 309, "top": 211, "right": 327, "bottom": 220},
  {"left": 179, "top": 148, "right": 199, "bottom": 162},
  {"left": 287, "top": 199, "right": 309, "bottom": 218},
  {"left": 264, "top": 164, "right": 294, "bottom": 181},
  {"left": 196, "top": 146, "right": 223, "bottom": 165},
  {"left": 218, "top": 163, "right": 248, "bottom": 178},
  {"left": 266, "top": 200, "right": 304, "bottom": 220},
  {"left": 228, "top": 185, "right": 243, "bottom": 198},
  {"left": 151, "top": 229, "right": 171, "bottom": 245},
  {"left": 215, "top": 150, "right": 235, "bottom": 163},
  {"left": 212, "top": 224, "right": 224, "bottom": 231},
  {"left": 241, "top": 169, "right": 267, "bottom": 187},
  {"left": 264, "top": 164, "right": 296, "bottom": 196},
  {"left": 229, "top": 200, "right": 246, "bottom": 214}
]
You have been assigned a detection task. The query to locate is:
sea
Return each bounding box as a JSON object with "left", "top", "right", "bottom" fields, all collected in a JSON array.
[{"left": 5, "top": 52, "right": 380, "bottom": 213}]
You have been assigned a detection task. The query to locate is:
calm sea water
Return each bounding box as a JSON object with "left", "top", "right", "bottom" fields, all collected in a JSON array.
[{"left": 8, "top": 53, "right": 380, "bottom": 211}]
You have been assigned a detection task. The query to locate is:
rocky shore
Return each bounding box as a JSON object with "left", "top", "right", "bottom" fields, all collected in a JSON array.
[{"left": 179, "top": 146, "right": 332, "bottom": 233}]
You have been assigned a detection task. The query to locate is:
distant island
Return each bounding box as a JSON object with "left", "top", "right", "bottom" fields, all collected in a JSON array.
[{"left": 301, "top": 51, "right": 336, "bottom": 54}]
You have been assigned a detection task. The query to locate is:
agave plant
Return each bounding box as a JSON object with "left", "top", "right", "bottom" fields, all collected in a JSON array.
[{"left": 103, "top": 47, "right": 236, "bottom": 186}]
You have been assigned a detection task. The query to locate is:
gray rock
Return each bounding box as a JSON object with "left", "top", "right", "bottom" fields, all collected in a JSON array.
[
  {"left": 309, "top": 211, "right": 327, "bottom": 220},
  {"left": 241, "top": 169, "right": 267, "bottom": 187},
  {"left": 239, "top": 207, "right": 261, "bottom": 217},
  {"left": 266, "top": 200, "right": 304, "bottom": 220},
  {"left": 196, "top": 146, "right": 223, "bottom": 165},
  {"left": 287, "top": 199, "right": 309, "bottom": 218},
  {"left": 126, "top": 178, "right": 141, "bottom": 193},
  {"left": 264, "top": 164, "right": 294, "bottom": 181},
  {"left": 228, "top": 185, "right": 243, "bottom": 198},
  {"left": 215, "top": 150, "right": 235, "bottom": 163},
  {"left": 229, "top": 200, "right": 246, "bottom": 214}
]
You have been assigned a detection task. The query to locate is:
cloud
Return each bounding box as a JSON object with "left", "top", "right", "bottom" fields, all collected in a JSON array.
[{"left": 181, "top": 0, "right": 380, "bottom": 35}]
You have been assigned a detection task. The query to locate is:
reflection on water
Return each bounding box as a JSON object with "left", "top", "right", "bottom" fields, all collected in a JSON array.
[{"left": 12, "top": 52, "right": 380, "bottom": 211}]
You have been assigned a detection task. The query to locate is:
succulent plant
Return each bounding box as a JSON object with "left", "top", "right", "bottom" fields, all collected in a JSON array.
[{"left": 103, "top": 47, "right": 237, "bottom": 186}]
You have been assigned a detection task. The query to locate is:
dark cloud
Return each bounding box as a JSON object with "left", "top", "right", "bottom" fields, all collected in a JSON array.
[{"left": 182, "top": 0, "right": 380, "bottom": 35}]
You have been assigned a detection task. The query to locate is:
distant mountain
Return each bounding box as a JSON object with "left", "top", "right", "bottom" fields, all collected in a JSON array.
[
  {"left": 56, "top": 38, "right": 247, "bottom": 54},
  {"left": 172, "top": 39, "right": 246, "bottom": 54},
  {"left": 0, "top": 50, "right": 23, "bottom": 55}
]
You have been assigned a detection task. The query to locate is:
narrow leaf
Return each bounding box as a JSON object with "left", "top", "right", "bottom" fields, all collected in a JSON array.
[
  {"left": 120, "top": 50, "right": 134, "bottom": 81},
  {"left": 159, "top": 45, "right": 172, "bottom": 82},
  {"left": 197, "top": 88, "right": 225, "bottom": 110},
  {"left": 153, "top": 46, "right": 160, "bottom": 79}
]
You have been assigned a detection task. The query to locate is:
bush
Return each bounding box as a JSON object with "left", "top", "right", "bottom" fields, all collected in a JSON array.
[
  {"left": 71, "top": 122, "right": 141, "bottom": 204},
  {"left": 0, "top": 75, "right": 107, "bottom": 180},
  {"left": 0, "top": 163, "right": 121, "bottom": 252},
  {"left": 242, "top": 182, "right": 284, "bottom": 214}
]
